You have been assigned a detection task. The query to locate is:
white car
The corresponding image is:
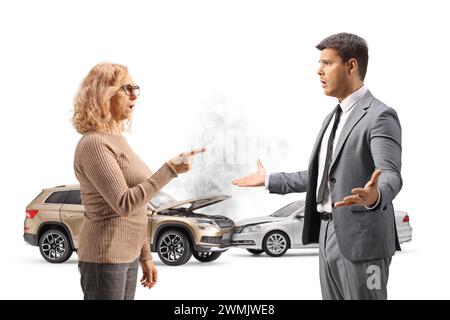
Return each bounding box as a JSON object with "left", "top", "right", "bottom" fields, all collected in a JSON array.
[{"left": 232, "top": 200, "right": 412, "bottom": 257}]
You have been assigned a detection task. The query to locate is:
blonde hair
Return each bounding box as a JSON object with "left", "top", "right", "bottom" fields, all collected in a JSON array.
[{"left": 72, "top": 62, "right": 130, "bottom": 134}]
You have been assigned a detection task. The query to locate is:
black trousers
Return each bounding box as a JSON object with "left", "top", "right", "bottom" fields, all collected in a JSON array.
[{"left": 78, "top": 258, "right": 139, "bottom": 300}]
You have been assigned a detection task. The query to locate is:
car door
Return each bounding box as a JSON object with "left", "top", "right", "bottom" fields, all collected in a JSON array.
[
  {"left": 291, "top": 210, "right": 304, "bottom": 247},
  {"left": 60, "top": 189, "right": 84, "bottom": 249},
  {"left": 290, "top": 210, "right": 317, "bottom": 248}
]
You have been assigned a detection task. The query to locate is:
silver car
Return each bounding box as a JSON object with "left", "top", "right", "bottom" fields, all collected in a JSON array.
[{"left": 232, "top": 200, "right": 412, "bottom": 257}]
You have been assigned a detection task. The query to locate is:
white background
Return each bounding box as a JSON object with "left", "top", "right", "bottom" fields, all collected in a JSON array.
[{"left": 0, "top": 0, "right": 449, "bottom": 299}]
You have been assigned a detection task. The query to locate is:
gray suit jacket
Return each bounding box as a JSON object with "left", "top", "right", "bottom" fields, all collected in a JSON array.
[{"left": 268, "top": 90, "right": 402, "bottom": 261}]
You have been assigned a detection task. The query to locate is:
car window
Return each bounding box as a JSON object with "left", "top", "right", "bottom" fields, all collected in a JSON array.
[
  {"left": 271, "top": 201, "right": 305, "bottom": 217},
  {"left": 65, "top": 190, "right": 82, "bottom": 205},
  {"left": 44, "top": 191, "right": 69, "bottom": 204}
]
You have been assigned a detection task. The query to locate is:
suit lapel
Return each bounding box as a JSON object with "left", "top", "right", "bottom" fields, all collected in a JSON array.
[
  {"left": 304, "top": 108, "right": 335, "bottom": 244},
  {"left": 330, "top": 90, "right": 374, "bottom": 172}
]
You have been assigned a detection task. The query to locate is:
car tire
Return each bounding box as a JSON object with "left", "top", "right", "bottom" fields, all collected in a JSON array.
[
  {"left": 247, "top": 249, "right": 264, "bottom": 255},
  {"left": 39, "top": 229, "right": 73, "bottom": 263},
  {"left": 193, "top": 251, "right": 222, "bottom": 263},
  {"left": 262, "top": 231, "right": 289, "bottom": 257},
  {"left": 157, "top": 230, "right": 192, "bottom": 266}
]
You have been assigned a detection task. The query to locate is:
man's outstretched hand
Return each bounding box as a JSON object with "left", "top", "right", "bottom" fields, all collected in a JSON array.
[
  {"left": 334, "top": 169, "right": 382, "bottom": 208},
  {"left": 232, "top": 159, "right": 266, "bottom": 187}
]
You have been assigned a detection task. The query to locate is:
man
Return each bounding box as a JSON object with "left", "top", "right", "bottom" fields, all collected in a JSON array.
[{"left": 232, "top": 33, "right": 402, "bottom": 300}]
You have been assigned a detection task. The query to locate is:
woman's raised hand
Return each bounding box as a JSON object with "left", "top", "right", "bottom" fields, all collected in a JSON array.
[{"left": 168, "top": 147, "right": 207, "bottom": 174}]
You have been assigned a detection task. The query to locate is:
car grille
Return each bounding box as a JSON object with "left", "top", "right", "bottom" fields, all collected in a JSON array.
[{"left": 201, "top": 235, "right": 231, "bottom": 245}]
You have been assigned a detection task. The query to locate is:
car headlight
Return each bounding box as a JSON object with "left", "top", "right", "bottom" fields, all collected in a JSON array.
[
  {"left": 242, "top": 224, "right": 263, "bottom": 233},
  {"left": 190, "top": 218, "right": 220, "bottom": 230},
  {"left": 198, "top": 224, "right": 221, "bottom": 232}
]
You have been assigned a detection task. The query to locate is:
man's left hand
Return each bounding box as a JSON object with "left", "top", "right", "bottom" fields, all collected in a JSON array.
[{"left": 334, "top": 169, "right": 382, "bottom": 208}]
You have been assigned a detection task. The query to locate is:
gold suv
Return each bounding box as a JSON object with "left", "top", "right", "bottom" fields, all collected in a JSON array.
[{"left": 24, "top": 185, "right": 234, "bottom": 266}]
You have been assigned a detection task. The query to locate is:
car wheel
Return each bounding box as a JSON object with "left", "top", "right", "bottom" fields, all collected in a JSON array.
[
  {"left": 39, "top": 229, "right": 73, "bottom": 263},
  {"left": 262, "top": 231, "right": 289, "bottom": 257},
  {"left": 247, "top": 249, "right": 264, "bottom": 255},
  {"left": 157, "top": 230, "right": 192, "bottom": 266},
  {"left": 193, "top": 251, "right": 222, "bottom": 262}
]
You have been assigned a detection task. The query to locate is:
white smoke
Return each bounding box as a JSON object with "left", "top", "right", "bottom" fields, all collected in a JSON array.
[{"left": 164, "top": 96, "right": 301, "bottom": 221}]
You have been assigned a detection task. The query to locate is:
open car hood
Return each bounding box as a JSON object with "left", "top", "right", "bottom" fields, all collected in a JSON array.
[{"left": 155, "top": 194, "right": 231, "bottom": 212}]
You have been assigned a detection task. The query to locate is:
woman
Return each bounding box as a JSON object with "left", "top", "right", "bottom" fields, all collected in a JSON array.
[{"left": 72, "top": 62, "right": 204, "bottom": 300}]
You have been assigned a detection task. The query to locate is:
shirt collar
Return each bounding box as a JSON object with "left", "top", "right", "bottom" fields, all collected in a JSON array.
[{"left": 339, "top": 85, "right": 367, "bottom": 113}]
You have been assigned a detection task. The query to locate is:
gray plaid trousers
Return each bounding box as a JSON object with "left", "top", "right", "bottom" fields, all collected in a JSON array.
[{"left": 78, "top": 258, "right": 139, "bottom": 300}]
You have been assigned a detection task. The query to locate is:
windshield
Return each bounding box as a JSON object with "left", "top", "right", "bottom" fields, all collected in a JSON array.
[
  {"left": 149, "top": 192, "right": 177, "bottom": 209},
  {"left": 270, "top": 201, "right": 304, "bottom": 217}
]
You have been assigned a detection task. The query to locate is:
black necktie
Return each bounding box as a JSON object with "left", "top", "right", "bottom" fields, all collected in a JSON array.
[{"left": 317, "top": 104, "right": 342, "bottom": 204}]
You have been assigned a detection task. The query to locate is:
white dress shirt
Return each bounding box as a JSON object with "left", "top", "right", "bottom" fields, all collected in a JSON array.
[
  {"left": 266, "top": 85, "right": 380, "bottom": 212},
  {"left": 316, "top": 85, "right": 367, "bottom": 213}
]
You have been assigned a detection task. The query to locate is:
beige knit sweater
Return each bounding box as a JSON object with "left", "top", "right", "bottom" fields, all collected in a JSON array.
[{"left": 74, "top": 131, "right": 177, "bottom": 264}]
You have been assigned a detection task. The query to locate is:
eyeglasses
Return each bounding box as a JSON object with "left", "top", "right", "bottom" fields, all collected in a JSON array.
[{"left": 120, "top": 84, "right": 140, "bottom": 97}]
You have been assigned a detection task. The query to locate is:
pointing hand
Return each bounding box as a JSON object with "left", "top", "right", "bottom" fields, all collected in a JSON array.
[{"left": 168, "top": 147, "right": 206, "bottom": 174}]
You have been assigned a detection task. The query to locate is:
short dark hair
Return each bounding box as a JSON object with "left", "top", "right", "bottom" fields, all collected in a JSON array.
[{"left": 316, "top": 33, "right": 369, "bottom": 80}]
